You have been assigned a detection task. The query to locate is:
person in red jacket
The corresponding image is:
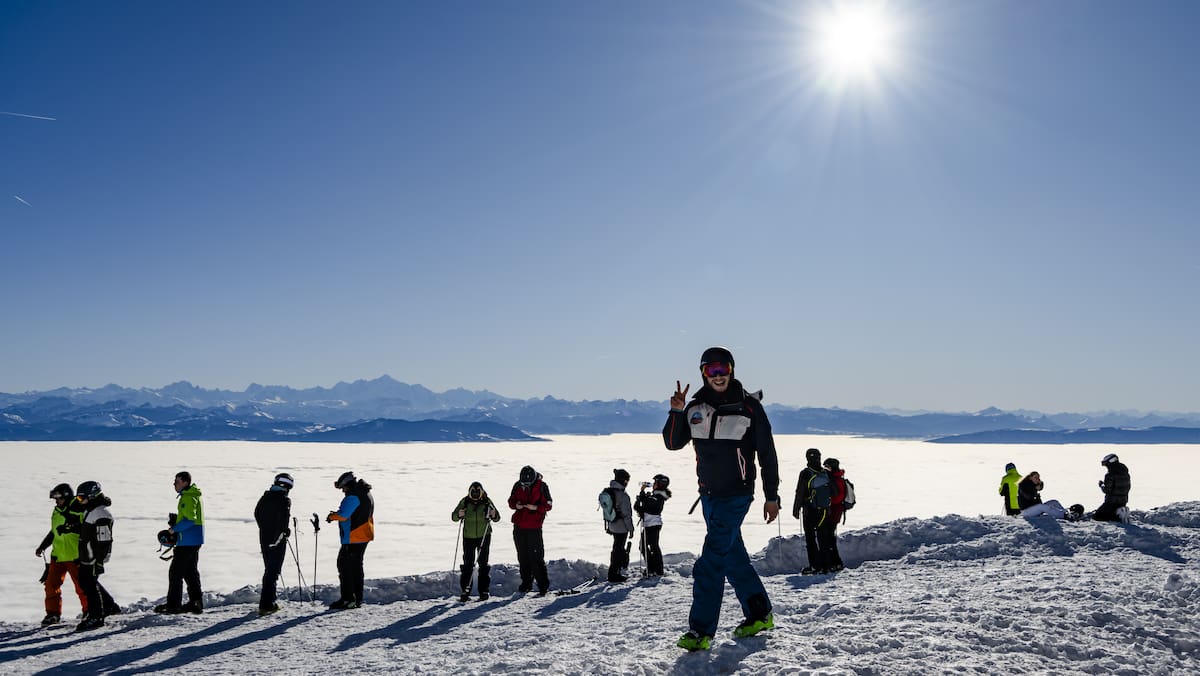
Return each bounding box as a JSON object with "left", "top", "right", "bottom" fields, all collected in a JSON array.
[
  {"left": 822, "top": 457, "right": 847, "bottom": 573},
  {"left": 508, "top": 465, "right": 553, "bottom": 595}
]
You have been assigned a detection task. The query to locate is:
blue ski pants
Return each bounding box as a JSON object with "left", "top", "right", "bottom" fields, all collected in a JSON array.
[{"left": 689, "top": 494, "right": 771, "bottom": 637}]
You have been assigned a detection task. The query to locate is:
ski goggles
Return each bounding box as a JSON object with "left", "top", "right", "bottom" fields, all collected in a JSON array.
[{"left": 701, "top": 362, "right": 732, "bottom": 378}]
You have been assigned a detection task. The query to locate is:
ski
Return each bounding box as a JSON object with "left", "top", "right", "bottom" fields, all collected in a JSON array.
[{"left": 554, "top": 576, "right": 598, "bottom": 596}]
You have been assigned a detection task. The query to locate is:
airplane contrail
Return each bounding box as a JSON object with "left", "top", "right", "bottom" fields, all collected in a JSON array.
[
  {"left": 13, "top": 196, "right": 31, "bottom": 206},
  {"left": 1, "top": 111, "right": 57, "bottom": 121}
]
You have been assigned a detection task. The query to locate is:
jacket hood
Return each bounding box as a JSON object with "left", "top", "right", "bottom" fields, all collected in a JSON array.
[{"left": 179, "top": 484, "right": 202, "bottom": 498}]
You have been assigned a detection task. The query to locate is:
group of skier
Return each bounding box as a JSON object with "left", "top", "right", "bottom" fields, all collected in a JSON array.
[{"left": 998, "top": 452, "right": 1133, "bottom": 522}]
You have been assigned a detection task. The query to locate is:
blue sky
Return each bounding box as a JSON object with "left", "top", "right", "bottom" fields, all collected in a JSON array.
[{"left": 2, "top": 1, "right": 1198, "bottom": 412}]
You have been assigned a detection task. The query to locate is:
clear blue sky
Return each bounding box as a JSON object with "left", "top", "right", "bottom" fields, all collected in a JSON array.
[{"left": 2, "top": 1, "right": 1198, "bottom": 412}]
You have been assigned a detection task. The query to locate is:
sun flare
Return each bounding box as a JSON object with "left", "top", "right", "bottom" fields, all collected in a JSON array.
[{"left": 813, "top": 3, "right": 899, "bottom": 82}]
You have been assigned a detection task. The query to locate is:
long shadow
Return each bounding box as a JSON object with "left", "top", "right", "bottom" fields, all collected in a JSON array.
[
  {"left": 0, "top": 620, "right": 144, "bottom": 664},
  {"left": 1117, "top": 523, "right": 1187, "bottom": 563},
  {"left": 332, "top": 598, "right": 516, "bottom": 652},
  {"left": 784, "top": 573, "right": 836, "bottom": 591},
  {"left": 32, "top": 616, "right": 248, "bottom": 675},
  {"left": 105, "top": 612, "right": 325, "bottom": 675},
  {"left": 532, "top": 584, "right": 633, "bottom": 620},
  {"left": 1025, "top": 517, "right": 1077, "bottom": 557},
  {"left": 669, "top": 632, "right": 773, "bottom": 675}
]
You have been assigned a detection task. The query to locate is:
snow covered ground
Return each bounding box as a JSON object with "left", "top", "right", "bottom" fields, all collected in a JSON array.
[
  {"left": 1, "top": 502, "right": 1197, "bottom": 674},
  {"left": 2, "top": 436, "right": 1198, "bottom": 673}
]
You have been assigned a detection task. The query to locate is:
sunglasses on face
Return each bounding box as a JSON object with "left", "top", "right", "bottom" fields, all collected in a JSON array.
[{"left": 702, "top": 363, "right": 731, "bottom": 378}]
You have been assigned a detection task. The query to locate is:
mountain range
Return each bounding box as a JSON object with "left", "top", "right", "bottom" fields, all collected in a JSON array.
[{"left": 3, "top": 375, "right": 1200, "bottom": 442}]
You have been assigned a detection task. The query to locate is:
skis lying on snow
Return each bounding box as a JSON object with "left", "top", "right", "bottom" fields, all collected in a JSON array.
[{"left": 554, "top": 576, "right": 598, "bottom": 596}]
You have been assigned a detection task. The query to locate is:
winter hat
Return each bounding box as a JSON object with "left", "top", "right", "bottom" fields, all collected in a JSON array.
[
  {"left": 806, "top": 448, "right": 822, "bottom": 464},
  {"left": 274, "top": 473, "right": 295, "bottom": 490},
  {"left": 653, "top": 474, "right": 670, "bottom": 490},
  {"left": 823, "top": 458, "right": 840, "bottom": 472},
  {"left": 519, "top": 465, "right": 537, "bottom": 486},
  {"left": 614, "top": 468, "right": 631, "bottom": 484},
  {"left": 335, "top": 471, "right": 356, "bottom": 488},
  {"left": 1101, "top": 453, "right": 1119, "bottom": 466},
  {"left": 1005, "top": 462, "right": 1016, "bottom": 471}
]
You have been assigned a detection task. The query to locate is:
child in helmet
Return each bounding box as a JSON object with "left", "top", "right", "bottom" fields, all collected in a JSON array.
[
  {"left": 34, "top": 483, "right": 89, "bottom": 625},
  {"left": 634, "top": 474, "right": 672, "bottom": 577}
]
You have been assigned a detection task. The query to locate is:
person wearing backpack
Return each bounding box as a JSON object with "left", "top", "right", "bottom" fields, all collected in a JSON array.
[
  {"left": 452, "top": 481, "right": 502, "bottom": 601},
  {"left": 602, "top": 469, "right": 635, "bottom": 582},
  {"left": 999, "top": 462, "right": 1022, "bottom": 516},
  {"left": 326, "top": 471, "right": 375, "bottom": 610},
  {"left": 634, "top": 474, "right": 672, "bottom": 577},
  {"left": 792, "top": 448, "right": 833, "bottom": 574},
  {"left": 664, "top": 346, "right": 781, "bottom": 651},
  {"left": 822, "top": 458, "right": 847, "bottom": 573}
]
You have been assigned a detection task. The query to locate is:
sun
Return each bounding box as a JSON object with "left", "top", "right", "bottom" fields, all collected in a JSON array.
[{"left": 812, "top": 2, "right": 899, "bottom": 83}]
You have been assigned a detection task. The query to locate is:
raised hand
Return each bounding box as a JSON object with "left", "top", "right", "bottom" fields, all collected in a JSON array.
[{"left": 670, "top": 381, "right": 690, "bottom": 411}]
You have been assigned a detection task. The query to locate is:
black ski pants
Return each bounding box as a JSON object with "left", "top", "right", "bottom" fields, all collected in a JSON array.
[
  {"left": 513, "top": 527, "right": 549, "bottom": 593},
  {"left": 460, "top": 532, "right": 493, "bottom": 595},
  {"left": 78, "top": 563, "right": 117, "bottom": 620},
  {"left": 167, "top": 545, "right": 203, "bottom": 607},
  {"left": 802, "top": 508, "right": 834, "bottom": 571},
  {"left": 643, "top": 525, "right": 664, "bottom": 576},
  {"left": 260, "top": 541, "right": 288, "bottom": 608},
  {"left": 608, "top": 532, "right": 630, "bottom": 581},
  {"left": 337, "top": 542, "right": 369, "bottom": 604}
]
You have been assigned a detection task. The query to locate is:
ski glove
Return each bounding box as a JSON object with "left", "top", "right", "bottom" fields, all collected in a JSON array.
[{"left": 270, "top": 531, "right": 289, "bottom": 547}]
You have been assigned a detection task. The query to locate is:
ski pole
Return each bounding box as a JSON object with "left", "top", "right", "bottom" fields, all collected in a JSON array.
[
  {"left": 452, "top": 513, "right": 464, "bottom": 573},
  {"left": 286, "top": 533, "right": 311, "bottom": 601},
  {"left": 310, "top": 513, "right": 320, "bottom": 591}
]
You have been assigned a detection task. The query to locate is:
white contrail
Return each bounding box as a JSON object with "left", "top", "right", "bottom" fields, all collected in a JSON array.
[
  {"left": 13, "top": 196, "right": 31, "bottom": 206},
  {"left": 1, "top": 111, "right": 57, "bottom": 121}
]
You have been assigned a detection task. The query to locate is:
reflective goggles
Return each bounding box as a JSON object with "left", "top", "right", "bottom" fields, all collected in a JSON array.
[{"left": 701, "top": 362, "right": 731, "bottom": 378}]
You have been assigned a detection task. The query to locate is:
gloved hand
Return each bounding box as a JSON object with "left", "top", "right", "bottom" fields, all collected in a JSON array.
[
  {"left": 283, "top": 527, "right": 291, "bottom": 538},
  {"left": 271, "top": 531, "right": 288, "bottom": 547},
  {"left": 1098, "top": 481, "right": 1104, "bottom": 490},
  {"left": 35, "top": 547, "right": 45, "bottom": 557},
  {"left": 56, "top": 522, "right": 78, "bottom": 535},
  {"left": 91, "top": 562, "right": 105, "bottom": 575},
  {"left": 326, "top": 511, "right": 337, "bottom": 523},
  {"left": 168, "top": 513, "right": 178, "bottom": 526},
  {"left": 486, "top": 507, "right": 496, "bottom": 520},
  {"left": 457, "top": 509, "right": 465, "bottom": 518}
]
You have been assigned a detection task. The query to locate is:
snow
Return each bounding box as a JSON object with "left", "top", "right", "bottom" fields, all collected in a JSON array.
[{"left": 2, "top": 436, "right": 1199, "bottom": 673}]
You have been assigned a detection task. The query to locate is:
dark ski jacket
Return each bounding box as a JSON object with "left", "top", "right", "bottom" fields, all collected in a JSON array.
[
  {"left": 662, "top": 379, "right": 781, "bottom": 503},
  {"left": 634, "top": 489, "right": 669, "bottom": 528},
  {"left": 1101, "top": 462, "right": 1131, "bottom": 506},
  {"left": 79, "top": 495, "right": 114, "bottom": 567},
  {"left": 792, "top": 461, "right": 828, "bottom": 523},
  {"left": 255, "top": 486, "right": 292, "bottom": 548},
  {"left": 1018, "top": 477, "right": 1044, "bottom": 511},
  {"left": 508, "top": 476, "right": 552, "bottom": 530}
]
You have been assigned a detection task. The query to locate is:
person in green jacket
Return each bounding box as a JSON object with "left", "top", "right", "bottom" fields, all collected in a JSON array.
[
  {"left": 154, "top": 471, "right": 205, "bottom": 614},
  {"left": 999, "top": 462, "right": 1022, "bottom": 516},
  {"left": 35, "top": 483, "right": 90, "bottom": 625},
  {"left": 451, "top": 481, "right": 501, "bottom": 601}
]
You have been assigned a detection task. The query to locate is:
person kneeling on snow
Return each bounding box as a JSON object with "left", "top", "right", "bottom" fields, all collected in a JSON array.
[{"left": 1091, "top": 453, "right": 1131, "bottom": 522}]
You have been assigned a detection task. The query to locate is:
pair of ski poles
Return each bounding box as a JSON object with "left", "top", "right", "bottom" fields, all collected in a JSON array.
[{"left": 284, "top": 514, "right": 322, "bottom": 601}]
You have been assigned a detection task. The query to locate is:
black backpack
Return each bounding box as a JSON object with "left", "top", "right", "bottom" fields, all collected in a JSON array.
[{"left": 806, "top": 470, "right": 832, "bottom": 509}]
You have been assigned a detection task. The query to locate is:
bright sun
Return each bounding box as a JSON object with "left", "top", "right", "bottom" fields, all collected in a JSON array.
[{"left": 813, "top": 3, "right": 899, "bottom": 82}]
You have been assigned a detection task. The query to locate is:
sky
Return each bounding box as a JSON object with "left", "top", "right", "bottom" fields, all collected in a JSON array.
[{"left": 2, "top": 1, "right": 1198, "bottom": 413}]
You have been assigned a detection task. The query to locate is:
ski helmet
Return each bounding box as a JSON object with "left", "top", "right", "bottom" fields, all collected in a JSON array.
[
  {"left": 824, "top": 457, "right": 840, "bottom": 472},
  {"left": 1101, "top": 453, "right": 1119, "bottom": 466},
  {"left": 335, "top": 471, "right": 356, "bottom": 488},
  {"left": 806, "top": 448, "right": 822, "bottom": 464},
  {"left": 1005, "top": 462, "right": 1016, "bottom": 471},
  {"left": 274, "top": 473, "right": 295, "bottom": 490},
  {"left": 49, "top": 483, "right": 74, "bottom": 500},
  {"left": 519, "top": 465, "right": 537, "bottom": 486},
  {"left": 157, "top": 529, "right": 178, "bottom": 547},
  {"left": 653, "top": 474, "right": 670, "bottom": 490},
  {"left": 76, "top": 481, "right": 102, "bottom": 499},
  {"left": 700, "top": 346, "right": 735, "bottom": 367}
]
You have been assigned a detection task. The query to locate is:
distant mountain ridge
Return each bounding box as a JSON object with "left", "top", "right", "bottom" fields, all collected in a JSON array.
[{"left": 3, "top": 376, "right": 1200, "bottom": 442}]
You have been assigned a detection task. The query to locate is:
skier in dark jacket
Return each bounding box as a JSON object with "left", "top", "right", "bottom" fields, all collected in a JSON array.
[
  {"left": 1017, "top": 472, "right": 1044, "bottom": 511},
  {"left": 327, "top": 471, "right": 374, "bottom": 609},
  {"left": 1092, "top": 454, "right": 1132, "bottom": 522},
  {"left": 508, "top": 465, "right": 553, "bottom": 594},
  {"left": 451, "top": 481, "right": 501, "bottom": 601},
  {"left": 633, "top": 474, "right": 672, "bottom": 577},
  {"left": 792, "top": 448, "right": 834, "bottom": 574},
  {"left": 603, "top": 469, "right": 636, "bottom": 583},
  {"left": 35, "top": 483, "right": 89, "bottom": 625},
  {"left": 664, "top": 346, "right": 780, "bottom": 651},
  {"left": 254, "top": 473, "right": 294, "bottom": 615},
  {"left": 74, "top": 480, "right": 119, "bottom": 631}
]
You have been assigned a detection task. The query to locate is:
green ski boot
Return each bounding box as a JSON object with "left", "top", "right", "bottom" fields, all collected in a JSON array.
[
  {"left": 677, "top": 630, "right": 713, "bottom": 651},
  {"left": 733, "top": 613, "right": 775, "bottom": 638}
]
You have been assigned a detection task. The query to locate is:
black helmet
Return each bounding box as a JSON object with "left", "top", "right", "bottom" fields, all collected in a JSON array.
[
  {"left": 76, "top": 481, "right": 102, "bottom": 499},
  {"left": 806, "top": 448, "right": 822, "bottom": 463},
  {"left": 613, "top": 468, "right": 631, "bottom": 484},
  {"left": 50, "top": 483, "right": 74, "bottom": 500},
  {"left": 519, "top": 465, "right": 537, "bottom": 486},
  {"left": 1101, "top": 453, "right": 1119, "bottom": 466},
  {"left": 334, "top": 471, "right": 356, "bottom": 488},
  {"left": 274, "top": 473, "right": 295, "bottom": 490},
  {"left": 653, "top": 474, "right": 670, "bottom": 490},
  {"left": 157, "top": 529, "right": 178, "bottom": 547},
  {"left": 700, "top": 346, "right": 735, "bottom": 367}
]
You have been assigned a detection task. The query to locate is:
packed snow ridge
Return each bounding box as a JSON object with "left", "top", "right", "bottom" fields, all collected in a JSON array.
[{"left": 3, "top": 503, "right": 1198, "bottom": 674}]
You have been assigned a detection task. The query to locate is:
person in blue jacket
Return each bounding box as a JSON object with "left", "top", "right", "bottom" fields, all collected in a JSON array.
[
  {"left": 154, "top": 471, "right": 205, "bottom": 614},
  {"left": 326, "top": 471, "right": 375, "bottom": 609},
  {"left": 663, "top": 346, "right": 781, "bottom": 651}
]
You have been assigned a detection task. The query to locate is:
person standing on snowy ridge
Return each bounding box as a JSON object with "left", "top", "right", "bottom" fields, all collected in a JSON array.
[
  {"left": 452, "top": 481, "right": 501, "bottom": 601},
  {"left": 327, "top": 471, "right": 374, "bottom": 609},
  {"left": 1092, "top": 453, "right": 1131, "bottom": 522},
  {"left": 634, "top": 474, "right": 672, "bottom": 577},
  {"left": 154, "top": 471, "right": 205, "bottom": 614},
  {"left": 255, "top": 472, "right": 294, "bottom": 616},
  {"left": 822, "top": 457, "right": 847, "bottom": 573},
  {"left": 999, "top": 462, "right": 1022, "bottom": 516},
  {"left": 508, "top": 465, "right": 552, "bottom": 595},
  {"left": 74, "top": 480, "right": 119, "bottom": 632},
  {"left": 604, "top": 469, "right": 636, "bottom": 583},
  {"left": 35, "top": 483, "right": 90, "bottom": 626},
  {"left": 793, "top": 447, "right": 834, "bottom": 575},
  {"left": 663, "top": 346, "right": 780, "bottom": 651}
]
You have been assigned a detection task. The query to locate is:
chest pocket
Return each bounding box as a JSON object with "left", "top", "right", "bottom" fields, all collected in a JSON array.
[
  {"left": 714, "top": 414, "right": 751, "bottom": 440},
  {"left": 95, "top": 524, "right": 113, "bottom": 543}
]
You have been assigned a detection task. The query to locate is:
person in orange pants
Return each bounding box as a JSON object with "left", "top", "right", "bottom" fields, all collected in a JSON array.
[{"left": 35, "top": 483, "right": 89, "bottom": 625}]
